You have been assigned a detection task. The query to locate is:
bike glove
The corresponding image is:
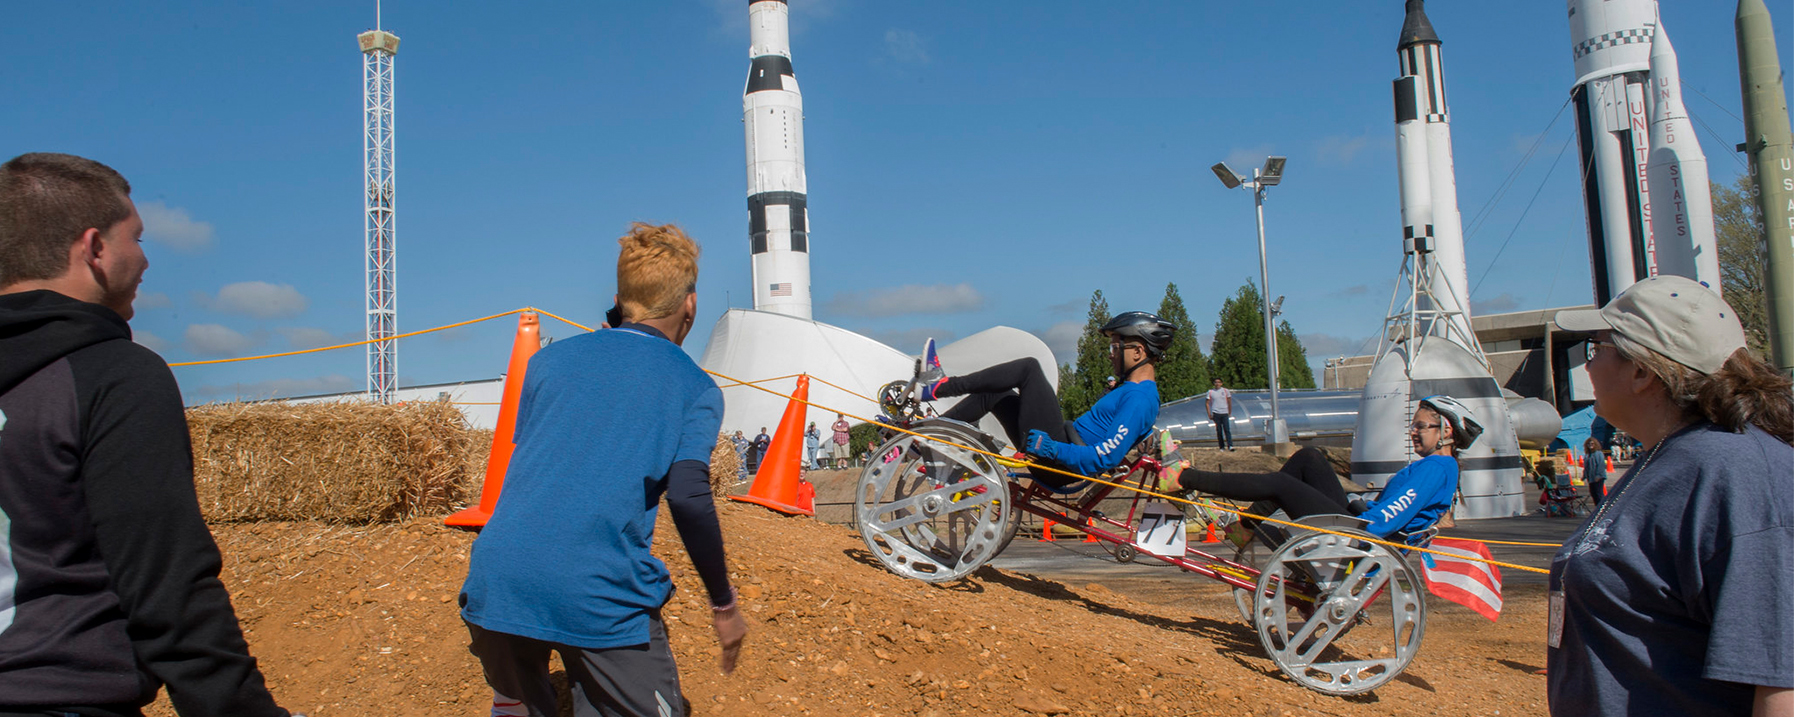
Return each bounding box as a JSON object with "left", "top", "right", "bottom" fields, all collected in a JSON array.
[{"left": 1024, "top": 429, "right": 1060, "bottom": 462}]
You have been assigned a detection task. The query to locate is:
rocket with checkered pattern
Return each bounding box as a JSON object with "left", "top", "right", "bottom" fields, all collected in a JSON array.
[
  {"left": 1567, "top": 0, "right": 1661, "bottom": 305},
  {"left": 744, "top": 0, "right": 812, "bottom": 319},
  {"left": 1393, "top": 0, "right": 1473, "bottom": 341}
]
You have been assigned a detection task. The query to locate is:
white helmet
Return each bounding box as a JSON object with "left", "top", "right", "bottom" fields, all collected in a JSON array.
[{"left": 1418, "top": 395, "right": 1483, "bottom": 450}]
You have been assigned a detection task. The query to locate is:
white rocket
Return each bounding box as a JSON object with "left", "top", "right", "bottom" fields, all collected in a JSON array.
[
  {"left": 1392, "top": 0, "right": 1473, "bottom": 342},
  {"left": 1355, "top": 0, "right": 1528, "bottom": 520},
  {"left": 1644, "top": 19, "right": 1722, "bottom": 293},
  {"left": 1567, "top": 0, "right": 1660, "bottom": 305},
  {"left": 744, "top": 0, "right": 812, "bottom": 319}
]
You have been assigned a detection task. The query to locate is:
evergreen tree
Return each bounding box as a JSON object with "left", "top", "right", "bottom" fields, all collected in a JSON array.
[
  {"left": 1154, "top": 282, "right": 1209, "bottom": 400},
  {"left": 1209, "top": 281, "right": 1270, "bottom": 389},
  {"left": 1276, "top": 320, "right": 1316, "bottom": 389},
  {"left": 1057, "top": 290, "right": 1111, "bottom": 417},
  {"left": 1712, "top": 175, "right": 1770, "bottom": 357}
]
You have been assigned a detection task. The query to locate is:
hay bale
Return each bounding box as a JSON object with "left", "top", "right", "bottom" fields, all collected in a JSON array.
[
  {"left": 710, "top": 433, "right": 741, "bottom": 496},
  {"left": 187, "top": 400, "right": 480, "bottom": 523}
]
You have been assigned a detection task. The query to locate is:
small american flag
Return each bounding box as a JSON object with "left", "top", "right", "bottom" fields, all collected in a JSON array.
[
  {"left": 1420, "top": 537, "right": 1503, "bottom": 621},
  {"left": 769, "top": 282, "right": 793, "bottom": 297}
]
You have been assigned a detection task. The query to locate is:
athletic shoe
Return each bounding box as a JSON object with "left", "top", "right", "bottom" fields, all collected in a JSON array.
[{"left": 916, "top": 338, "right": 948, "bottom": 401}]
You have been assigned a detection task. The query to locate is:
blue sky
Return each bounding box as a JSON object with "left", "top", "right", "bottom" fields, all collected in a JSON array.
[{"left": 3, "top": 1, "right": 1787, "bottom": 403}]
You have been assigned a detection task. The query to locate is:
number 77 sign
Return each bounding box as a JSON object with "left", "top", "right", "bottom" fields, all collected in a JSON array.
[{"left": 1133, "top": 502, "right": 1187, "bottom": 558}]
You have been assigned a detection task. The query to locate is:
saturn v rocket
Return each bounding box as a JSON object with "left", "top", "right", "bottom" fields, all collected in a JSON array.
[
  {"left": 1567, "top": 0, "right": 1721, "bottom": 305},
  {"left": 1352, "top": 0, "right": 1529, "bottom": 520},
  {"left": 744, "top": 0, "right": 812, "bottom": 319}
]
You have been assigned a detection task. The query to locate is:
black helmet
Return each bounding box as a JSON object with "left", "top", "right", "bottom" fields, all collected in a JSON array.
[
  {"left": 1101, "top": 311, "right": 1177, "bottom": 359},
  {"left": 1418, "top": 395, "right": 1483, "bottom": 450}
]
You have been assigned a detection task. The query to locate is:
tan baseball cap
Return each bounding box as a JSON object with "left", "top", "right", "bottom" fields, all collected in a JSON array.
[{"left": 1555, "top": 275, "right": 1747, "bottom": 374}]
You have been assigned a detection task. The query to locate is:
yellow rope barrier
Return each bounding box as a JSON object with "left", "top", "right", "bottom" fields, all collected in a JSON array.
[{"left": 167, "top": 303, "right": 1552, "bottom": 573}]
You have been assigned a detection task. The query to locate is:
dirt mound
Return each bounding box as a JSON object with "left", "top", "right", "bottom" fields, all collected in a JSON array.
[{"left": 150, "top": 497, "right": 1548, "bottom": 716}]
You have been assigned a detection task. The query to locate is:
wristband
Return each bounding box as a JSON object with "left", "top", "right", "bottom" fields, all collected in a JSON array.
[{"left": 712, "top": 587, "right": 740, "bottom": 613}]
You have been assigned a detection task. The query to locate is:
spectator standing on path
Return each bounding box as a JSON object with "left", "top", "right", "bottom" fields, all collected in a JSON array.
[
  {"left": 748, "top": 427, "right": 770, "bottom": 473},
  {"left": 1581, "top": 437, "right": 1608, "bottom": 505},
  {"left": 460, "top": 223, "right": 746, "bottom": 717},
  {"left": 803, "top": 422, "right": 821, "bottom": 470},
  {"left": 1549, "top": 277, "right": 1792, "bottom": 717},
  {"left": 0, "top": 153, "right": 296, "bottom": 716},
  {"left": 1205, "top": 378, "right": 1239, "bottom": 451},
  {"left": 730, "top": 430, "right": 748, "bottom": 481},
  {"left": 831, "top": 413, "right": 852, "bottom": 470}
]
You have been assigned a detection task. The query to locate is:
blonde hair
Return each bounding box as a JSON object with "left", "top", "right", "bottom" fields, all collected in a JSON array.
[{"left": 616, "top": 222, "right": 699, "bottom": 322}]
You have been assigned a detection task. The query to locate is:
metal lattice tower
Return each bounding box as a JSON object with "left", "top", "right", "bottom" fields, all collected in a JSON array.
[{"left": 358, "top": 22, "right": 399, "bottom": 403}]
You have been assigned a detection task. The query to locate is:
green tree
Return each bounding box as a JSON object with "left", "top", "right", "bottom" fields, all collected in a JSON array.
[
  {"left": 1154, "top": 282, "right": 1209, "bottom": 401},
  {"left": 1209, "top": 281, "right": 1316, "bottom": 390},
  {"left": 1057, "top": 290, "right": 1111, "bottom": 417},
  {"left": 1712, "top": 175, "right": 1770, "bottom": 357},
  {"left": 1276, "top": 320, "right": 1316, "bottom": 389},
  {"left": 1209, "top": 281, "right": 1270, "bottom": 388}
]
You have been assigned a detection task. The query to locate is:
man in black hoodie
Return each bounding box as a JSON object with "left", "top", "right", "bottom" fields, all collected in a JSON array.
[{"left": 0, "top": 153, "right": 293, "bottom": 716}]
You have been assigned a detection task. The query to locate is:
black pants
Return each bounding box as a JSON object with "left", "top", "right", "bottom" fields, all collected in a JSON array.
[
  {"left": 936, "top": 358, "right": 1069, "bottom": 449},
  {"left": 1210, "top": 412, "right": 1234, "bottom": 449},
  {"left": 1178, "top": 447, "right": 1351, "bottom": 521}
]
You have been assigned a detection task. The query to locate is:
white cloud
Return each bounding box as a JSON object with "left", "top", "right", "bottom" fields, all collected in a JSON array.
[
  {"left": 277, "top": 326, "right": 359, "bottom": 350},
  {"left": 134, "top": 291, "right": 172, "bottom": 310},
  {"left": 1297, "top": 332, "right": 1381, "bottom": 360},
  {"left": 191, "top": 374, "right": 358, "bottom": 401},
  {"left": 1221, "top": 145, "right": 1277, "bottom": 177},
  {"left": 883, "top": 29, "right": 930, "bottom": 65},
  {"left": 825, "top": 283, "right": 984, "bottom": 318},
  {"left": 137, "top": 200, "right": 214, "bottom": 252},
  {"left": 1315, "top": 132, "right": 1371, "bottom": 166},
  {"left": 202, "top": 281, "right": 308, "bottom": 319},
  {"left": 1472, "top": 293, "right": 1520, "bottom": 314},
  {"left": 1041, "top": 320, "right": 1084, "bottom": 365},
  {"left": 134, "top": 329, "right": 171, "bottom": 354},
  {"left": 183, "top": 323, "right": 258, "bottom": 357}
]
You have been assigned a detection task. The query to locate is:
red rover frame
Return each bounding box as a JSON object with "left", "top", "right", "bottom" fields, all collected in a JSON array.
[{"left": 855, "top": 416, "right": 1430, "bottom": 696}]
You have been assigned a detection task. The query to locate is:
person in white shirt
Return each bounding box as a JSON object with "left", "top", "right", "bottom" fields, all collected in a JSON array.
[{"left": 1205, "top": 377, "right": 1238, "bottom": 451}]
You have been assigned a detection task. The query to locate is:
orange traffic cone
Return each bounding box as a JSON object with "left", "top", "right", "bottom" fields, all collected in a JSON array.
[
  {"left": 446, "top": 312, "right": 541, "bottom": 529},
  {"left": 1039, "top": 515, "right": 1057, "bottom": 542},
  {"left": 1082, "top": 518, "right": 1100, "bottom": 542},
  {"left": 730, "top": 375, "right": 816, "bottom": 516},
  {"left": 1607, "top": 456, "right": 1614, "bottom": 472},
  {"left": 1203, "top": 522, "right": 1221, "bottom": 543}
]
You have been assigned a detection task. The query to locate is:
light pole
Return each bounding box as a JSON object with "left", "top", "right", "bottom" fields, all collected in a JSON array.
[{"left": 1212, "top": 156, "right": 1289, "bottom": 446}]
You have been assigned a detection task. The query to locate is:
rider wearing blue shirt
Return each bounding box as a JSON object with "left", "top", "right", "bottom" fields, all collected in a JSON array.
[
  {"left": 911, "top": 312, "right": 1176, "bottom": 486},
  {"left": 1175, "top": 395, "right": 1482, "bottom": 541}
]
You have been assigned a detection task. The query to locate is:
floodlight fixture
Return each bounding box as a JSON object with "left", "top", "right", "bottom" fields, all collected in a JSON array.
[
  {"left": 1211, "top": 162, "right": 1244, "bottom": 189},
  {"left": 1259, "top": 156, "right": 1287, "bottom": 186}
]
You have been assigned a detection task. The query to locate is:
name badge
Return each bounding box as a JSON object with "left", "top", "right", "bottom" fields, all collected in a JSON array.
[{"left": 1547, "top": 590, "right": 1565, "bottom": 649}]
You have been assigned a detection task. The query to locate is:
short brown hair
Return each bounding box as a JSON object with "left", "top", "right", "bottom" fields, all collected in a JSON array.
[
  {"left": 0, "top": 153, "right": 134, "bottom": 285},
  {"left": 616, "top": 222, "right": 699, "bottom": 322},
  {"left": 1610, "top": 334, "right": 1794, "bottom": 445}
]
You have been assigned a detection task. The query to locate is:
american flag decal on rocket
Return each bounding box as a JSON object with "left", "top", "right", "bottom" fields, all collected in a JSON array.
[{"left": 769, "top": 283, "right": 793, "bottom": 297}]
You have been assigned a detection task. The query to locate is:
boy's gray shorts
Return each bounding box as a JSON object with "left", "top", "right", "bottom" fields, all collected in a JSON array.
[{"left": 466, "top": 613, "right": 687, "bottom": 717}]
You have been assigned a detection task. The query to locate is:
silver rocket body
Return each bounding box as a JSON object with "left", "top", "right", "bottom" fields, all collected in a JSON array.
[
  {"left": 1567, "top": 0, "right": 1659, "bottom": 305},
  {"left": 1393, "top": 1, "right": 1472, "bottom": 342},
  {"left": 1644, "top": 21, "right": 1722, "bottom": 292},
  {"left": 744, "top": 0, "right": 812, "bottom": 319},
  {"left": 1352, "top": 1, "right": 1525, "bottom": 520}
]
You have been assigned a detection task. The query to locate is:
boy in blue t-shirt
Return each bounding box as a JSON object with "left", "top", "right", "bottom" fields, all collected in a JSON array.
[{"left": 459, "top": 223, "right": 745, "bottom": 717}]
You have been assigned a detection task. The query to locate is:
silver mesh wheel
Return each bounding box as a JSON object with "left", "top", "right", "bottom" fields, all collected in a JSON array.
[
  {"left": 856, "top": 419, "right": 1012, "bottom": 583},
  {"left": 1250, "top": 526, "right": 1426, "bottom": 695}
]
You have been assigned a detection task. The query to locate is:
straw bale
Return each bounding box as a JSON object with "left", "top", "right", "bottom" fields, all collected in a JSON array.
[
  {"left": 187, "top": 400, "right": 480, "bottom": 524},
  {"left": 709, "top": 433, "right": 741, "bottom": 496}
]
